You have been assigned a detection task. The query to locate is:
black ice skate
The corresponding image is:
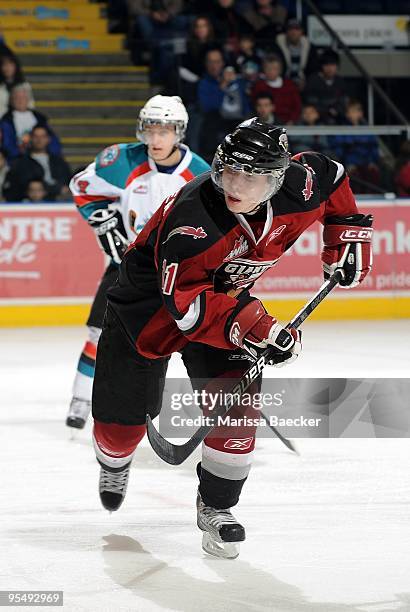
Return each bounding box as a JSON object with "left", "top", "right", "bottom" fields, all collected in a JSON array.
[
  {"left": 196, "top": 492, "right": 245, "bottom": 559},
  {"left": 66, "top": 397, "right": 91, "bottom": 429},
  {"left": 98, "top": 460, "right": 131, "bottom": 512}
]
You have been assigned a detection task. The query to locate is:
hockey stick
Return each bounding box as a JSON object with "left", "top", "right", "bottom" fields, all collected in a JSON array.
[{"left": 147, "top": 270, "right": 343, "bottom": 465}]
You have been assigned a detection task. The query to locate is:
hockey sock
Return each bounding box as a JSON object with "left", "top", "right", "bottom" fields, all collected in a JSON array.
[
  {"left": 198, "top": 431, "right": 256, "bottom": 508},
  {"left": 72, "top": 341, "right": 97, "bottom": 401},
  {"left": 93, "top": 420, "right": 146, "bottom": 468}
]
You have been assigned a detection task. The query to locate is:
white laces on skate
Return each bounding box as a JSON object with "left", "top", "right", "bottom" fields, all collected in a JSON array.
[
  {"left": 100, "top": 466, "right": 130, "bottom": 495},
  {"left": 200, "top": 506, "right": 238, "bottom": 529}
]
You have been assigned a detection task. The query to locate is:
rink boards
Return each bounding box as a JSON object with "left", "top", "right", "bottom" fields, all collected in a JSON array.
[{"left": 0, "top": 199, "right": 409, "bottom": 326}]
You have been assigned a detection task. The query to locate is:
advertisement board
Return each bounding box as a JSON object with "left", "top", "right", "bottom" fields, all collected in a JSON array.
[
  {"left": 255, "top": 199, "right": 410, "bottom": 300},
  {"left": 0, "top": 200, "right": 409, "bottom": 324},
  {"left": 308, "top": 15, "right": 409, "bottom": 47},
  {"left": 0, "top": 204, "right": 105, "bottom": 303}
]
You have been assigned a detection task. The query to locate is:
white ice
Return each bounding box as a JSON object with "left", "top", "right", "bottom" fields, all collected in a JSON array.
[{"left": 1, "top": 321, "right": 410, "bottom": 612}]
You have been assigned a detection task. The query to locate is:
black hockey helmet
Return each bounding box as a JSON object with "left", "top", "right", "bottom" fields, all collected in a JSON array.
[{"left": 211, "top": 118, "right": 291, "bottom": 201}]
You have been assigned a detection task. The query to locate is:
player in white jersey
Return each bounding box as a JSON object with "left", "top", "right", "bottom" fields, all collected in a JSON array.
[{"left": 66, "top": 95, "right": 210, "bottom": 429}]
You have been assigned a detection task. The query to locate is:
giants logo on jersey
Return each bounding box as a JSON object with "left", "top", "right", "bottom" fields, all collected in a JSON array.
[
  {"left": 302, "top": 164, "right": 315, "bottom": 201},
  {"left": 162, "top": 226, "right": 207, "bottom": 244},
  {"left": 218, "top": 257, "right": 279, "bottom": 290},
  {"left": 223, "top": 235, "right": 249, "bottom": 262}
]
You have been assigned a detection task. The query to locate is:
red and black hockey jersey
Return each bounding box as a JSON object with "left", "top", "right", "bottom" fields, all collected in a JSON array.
[{"left": 107, "top": 152, "right": 359, "bottom": 359}]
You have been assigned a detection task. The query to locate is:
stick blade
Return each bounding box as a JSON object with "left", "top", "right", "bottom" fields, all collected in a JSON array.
[
  {"left": 146, "top": 415, "right": 198, "bottom": 465},
  {"left": 287, "top": 439, "right": 300, "bottom": 455}
]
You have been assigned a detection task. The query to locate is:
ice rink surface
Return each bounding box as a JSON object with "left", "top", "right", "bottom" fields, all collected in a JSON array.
[{"left": 1, "top": 321, "right": 410, "bottom": 612}]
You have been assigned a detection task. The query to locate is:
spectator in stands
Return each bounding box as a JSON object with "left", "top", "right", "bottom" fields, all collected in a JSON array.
[
  {"left": 198, "top": 49, "right": 250, "bottom": 119},
  {"left": 128, "top": 0, "right": 186, "bottom": 82},
  {"left": 291, "top": 103, "right": 330, "bottom": 154},
  {"left": 304, "top": 49, "right": 347, "bottom": 124},
  {"left": 254, "top": 91, "right": 282, "bottom": 124},
  {"left": 235, "top": 33, "right": 263, "bottom": 92},
  {"left": 210, "top": 0, "right": 251, "bottom": 57},
  {"left": 251, "top": 55, "right": 301, "bottom": 124},
  {"left": 0, "top": 148, "right": 9, "bottom": 202},
  {"left": 274, "top": 19, "right": 318, "bottom": 90},
  {"left": 198, "top": 48, "right": 251, "bottom": 161},
  {"left": 328, "top": 100, "right": 380, "bottom": 193},
  {"left": 172, "top": 16, "right": 216, "bottom": 151},
  {"left": 175, "top": 16, "right": 216, "bottom": 105},
  {"left": 0, "top": 85, "right": 61, "bottom": 161},
  {"left": 0, "top": 55, "right": 35, "bottom": 118},
  {"left": 394, "top": 140, "right": 410, "bottom": 196},
  {"left": 240, "top": 0, "right": 288, "bottom": 48},
  {"left": 3, "top": 125, "right": 71, "bottom": 202},
  {"left": 24, "top": 179, "right": 48, "bottom": 203}
]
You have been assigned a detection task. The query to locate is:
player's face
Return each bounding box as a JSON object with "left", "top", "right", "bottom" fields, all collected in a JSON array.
[
  {"left": 222, "top": 166, "right": 270, "bottom": 213},
  {"left": 145, "top": 125, "right": 176, "bottom": 161}
]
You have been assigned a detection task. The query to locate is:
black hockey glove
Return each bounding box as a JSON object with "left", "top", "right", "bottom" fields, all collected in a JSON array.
[{"left": 88, "top": 208, "right": 129, "bottom": 265}]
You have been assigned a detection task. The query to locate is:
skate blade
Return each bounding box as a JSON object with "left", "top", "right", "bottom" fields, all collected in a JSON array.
[{"left": 201, "top": 532, "right": 240, "bottom": 559}]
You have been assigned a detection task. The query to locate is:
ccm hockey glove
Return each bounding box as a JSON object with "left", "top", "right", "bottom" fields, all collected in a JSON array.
[
  {"left": 322, "top": 213, "right": 373, "bottom": 288},
  {"left": 227, "top": 300, "right": 302, "bottom": 367},
  {"left": 88, "top": 208, "right": 129, "bottom": 265}
]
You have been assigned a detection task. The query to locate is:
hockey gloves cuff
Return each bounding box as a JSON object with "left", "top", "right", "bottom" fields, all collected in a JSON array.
[
  {"left": 228, "top": 300, "right": 301, "bottom": 367},
  {"left": 88, "top": 208, "right": 129, "bottom": 265},
  {"left": 322, "top": 213, "right": 373, "bottom": 288}
]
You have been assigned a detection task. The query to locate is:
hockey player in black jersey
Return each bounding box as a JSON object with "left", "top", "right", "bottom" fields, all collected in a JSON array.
[{"left": 92, "top": 118, "right": 373, "bottom": 558}]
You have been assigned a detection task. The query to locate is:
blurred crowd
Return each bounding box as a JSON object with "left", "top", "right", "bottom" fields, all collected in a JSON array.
[
  {"left": 0, "top": 43, "right": 72, "bottom": 203},
  {"left": 107, "top": 0, "right": 408, "bottom": 195},
  {"left": 0, "top": 1, "right": 409, "bottom": 201}
]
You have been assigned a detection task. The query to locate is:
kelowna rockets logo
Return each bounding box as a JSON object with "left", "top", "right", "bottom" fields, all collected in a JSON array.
[
  {"left": 302, "top": 164, "right": 315, "bottom": 201},
  {"left": 163, "top": 226, "right": 207, "bottom": 244}
]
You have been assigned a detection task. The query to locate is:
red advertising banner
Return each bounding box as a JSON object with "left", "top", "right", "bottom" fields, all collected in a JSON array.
[
  {"left": 0, "top": 200, "right": 409, "bottom": 304},
  {"left": 0, "top": 204, "right": 105, "bottom": 302},
  {"left": 255, "top": 199, "right": 410, "bottom": 298}
]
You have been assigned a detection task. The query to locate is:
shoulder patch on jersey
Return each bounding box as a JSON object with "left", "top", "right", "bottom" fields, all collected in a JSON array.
[
  {"left": 162, "top": 225, "right": 207, "bottom": 244},
  {"left": 302, "top": 165, "right": 315, "bottom": 201},
  {"left": 98, "top": 144, "right": 120, "bottom": 167}
]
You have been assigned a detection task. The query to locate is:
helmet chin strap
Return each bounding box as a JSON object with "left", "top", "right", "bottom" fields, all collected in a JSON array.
[{"left": 245, "top": 200, "right": 268, "bottom": 215}]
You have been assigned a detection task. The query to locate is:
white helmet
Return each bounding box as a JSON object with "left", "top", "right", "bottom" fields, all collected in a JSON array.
[{"left": 137, "top": 95, "right": 188, "bottom": 144}]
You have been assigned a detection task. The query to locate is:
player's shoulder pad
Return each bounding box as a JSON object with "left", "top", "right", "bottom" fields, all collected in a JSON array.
[
  {"left": 293, "top": 151, "right": 346, "bottom": 189},
  {"left": 187, "top": 151, "right": 211, "bottom": 176},
  {"left": 95, "top": 142, "right": 146, "bottom": 188},
  {"left": 159, "top": 172, "right": 220, "bottom": 260},
  {"left": 284, "top": 151, "right": 346, "bottom": 205}
]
